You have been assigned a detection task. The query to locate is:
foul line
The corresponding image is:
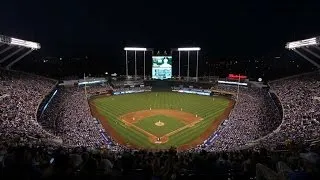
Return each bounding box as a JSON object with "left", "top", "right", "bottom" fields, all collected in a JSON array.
[
  {"left": 160, "top": 119, "right": 202, "bottom": 138},
  {"left": 121, "top": 118, "right": 203, "bottom": 143},
  {"left": 120, "top": 119, "right": 158, "bottom": 139}
]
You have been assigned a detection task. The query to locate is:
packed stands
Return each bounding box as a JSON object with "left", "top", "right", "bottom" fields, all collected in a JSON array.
[
  {"left": 1, "top": 68, "right": 320, "bottom": 179},
  {"left": 38, "top": 87, "right": 107, "bottom": 147},
  {"left": 0, "top": 69, "right": 59, "bottom": 145},
  {"left": 203, "top": 85, "right": 282, "bottom": 151},
  {"left": 257, "top": 71, "right": 320, "bottom": 148},
  {"left": 0, "top": 144, "right": 319, "bottom": 179}
]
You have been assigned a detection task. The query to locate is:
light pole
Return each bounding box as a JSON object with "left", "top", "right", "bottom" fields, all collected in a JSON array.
[
  {"left": 0, "top": 35, "right": 41, "bottom": 69},
  {"left": 178, "top": 51, "right": 181, "bottom": 80},
  {"left": 236, "top": 74, "right": 240, "bottom": 101},
  {"left": 144, "top": 50, "right": 146, "bottom": 80},
  {"left": 177, "top": 47, "right": 201, "bottom": 82},
  {"left": 134, "top": 50, "right": 137, "bottom": 80},
  {"left": 286, "top": 37, "right": 320, "bottom": 68},
  {"left": 124, "top": 47, "right": 147, "bottom": 80},
  {"left": 125, "top": 50, "right": 128, "bottom": 78},
  {"left": 196, "top": 50, "right": 199, "bottom": 82},
  {"left": 187, "top": 51, "right": 190, "bottom": 81}
]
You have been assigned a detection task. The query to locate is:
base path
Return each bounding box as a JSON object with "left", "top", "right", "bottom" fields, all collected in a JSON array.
[
  {"left": 162, "top": 120, "right": 200, "bottom": 137},
  {"left": 120, "top": 109, "right": 202, "bottom": 144},
  {"left": 120, "top": 109, "right": 202, "bottom": 124},
  {"left": 122, "top": 119, "right": 158, "bottom": 140}
]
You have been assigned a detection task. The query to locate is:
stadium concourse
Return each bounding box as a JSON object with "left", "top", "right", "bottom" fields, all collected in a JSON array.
[{"left": 1, "top": 68, "right": 320, "bottom": 179}]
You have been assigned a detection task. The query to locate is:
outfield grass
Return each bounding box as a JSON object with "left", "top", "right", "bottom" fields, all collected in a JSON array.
[
  {"left": 90, "top": 92, "right": 230, "bottom": 149},
  {"left": 134, "top": 115, "right": 185, "bottom": 137}
]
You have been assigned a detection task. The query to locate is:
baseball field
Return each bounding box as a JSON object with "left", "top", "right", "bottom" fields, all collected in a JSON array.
[{"left": 89, "top": 92, "right": 233, "bottom": 150}]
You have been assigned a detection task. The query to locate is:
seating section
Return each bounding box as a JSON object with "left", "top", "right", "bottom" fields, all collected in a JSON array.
[
  {"left": 1, "top": 70, "right": 319, "bottom": 179},
  {"left": 0, "top": 69, "right": 58, "bottom": 143},
  {"left": 39, "top": 87, "right": 108, "bottom": 147},
  {"left": 258, "top": 72, "right": 320, "bottom": 148},
  {"left": 202, "top": 85, "right": 282, "bottom": 151}
]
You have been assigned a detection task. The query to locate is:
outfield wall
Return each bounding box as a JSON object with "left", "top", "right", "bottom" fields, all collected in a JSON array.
[{"left": 144, "top": 80, "right": 214, "bottom": 89}]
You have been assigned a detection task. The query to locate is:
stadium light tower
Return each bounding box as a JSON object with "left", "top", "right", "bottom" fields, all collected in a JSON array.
[
  {"left": 285, "top": 37, "right": 320, "bottom": 68},
  {"left": 178, "top": 47, "right": 201, "bottom": 81},
  {"left": 0, "top": 35, "right": 40, "bottom": 69},
  {"left": 124, "top": 47, "right": 147, "bottom": 80},
  {"left": 285, "top": 37, "right": 319, "bottom": 50},
  {"left": 10, "top": 37, "right": 41, "bottom": 49}
]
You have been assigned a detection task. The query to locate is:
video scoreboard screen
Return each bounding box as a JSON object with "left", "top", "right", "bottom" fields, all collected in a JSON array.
[{"left": 152, "top": 56, "right": 172, "bottom": 80}]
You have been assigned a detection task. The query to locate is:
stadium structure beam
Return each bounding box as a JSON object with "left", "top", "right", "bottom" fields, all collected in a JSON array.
[
  {"left": 178, "top": 47, "right": 201, "bottom": 82},
  {"left": 6, "top": 49, "right": 33, "bottom": 69},
  {"left": 124, "top": 47, "right": 147, "bottom": 80},
  {"left": 314, "top": 46, "right": 320, "bottom": 52},
  {"left": 293, "top": 49, "right": 320, "bottom": 68},
  {"left": 0, "top": 46, "right": 14, "bottom": 54},
  {"left": 0, "top": 47, "right": 24, "bottom": 63},
  {"left": 302, "top": 47, "right": 320, "bottom": 60}
]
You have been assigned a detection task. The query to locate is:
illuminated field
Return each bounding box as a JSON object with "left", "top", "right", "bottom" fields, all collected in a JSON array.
[{"left": 89, "top": 92, "right": 232, "bottom": 150}]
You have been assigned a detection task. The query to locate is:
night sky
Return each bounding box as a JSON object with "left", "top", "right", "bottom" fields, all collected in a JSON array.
[{"left": 1, "top": 0, "right": 320, "bottom": 75}]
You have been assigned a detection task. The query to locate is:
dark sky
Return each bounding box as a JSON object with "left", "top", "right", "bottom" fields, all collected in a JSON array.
[{"left": 1, "top": 0, "right": 320, "bottom": 62}]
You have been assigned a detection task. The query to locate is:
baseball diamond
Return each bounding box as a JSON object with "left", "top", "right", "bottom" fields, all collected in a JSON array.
[{"left": 89, "top": 92, "right": 234, "bottom": 150}]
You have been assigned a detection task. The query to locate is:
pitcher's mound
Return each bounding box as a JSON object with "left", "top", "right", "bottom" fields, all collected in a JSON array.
[{"left": 155, "top": 121, "right": 165, "bottom": 126}]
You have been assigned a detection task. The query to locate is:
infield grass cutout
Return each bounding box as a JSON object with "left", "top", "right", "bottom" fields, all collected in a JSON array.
[{"left": 134, "top": 115, "right": 185, "bottom": 137}]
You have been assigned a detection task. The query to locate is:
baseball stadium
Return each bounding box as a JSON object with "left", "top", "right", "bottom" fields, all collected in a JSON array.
[
  {"left": 81, "top": 49, "right": 238, "bottom": 150},
  {"left": 1, "top": 33, "right": 320, "bottom": 178}
]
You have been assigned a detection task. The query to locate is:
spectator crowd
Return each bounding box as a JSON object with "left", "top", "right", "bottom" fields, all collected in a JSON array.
[
  {"left": 38, "top": 87, "right": 107, "bottom": 147},
  {"left": 1, "top": 68, "right": 320, "bottom": 179},
  {"left": 0, "top": 144, "right": 319, "bottom": 179},
  {"left": 0, "top": 69, "right": 58, "bottom": 145},
  {"left": 203, "top": 85, "right": 282, "bottom": 151},
  {"left": 258, "top": 72, "right": 320, "bottom": 149}
]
